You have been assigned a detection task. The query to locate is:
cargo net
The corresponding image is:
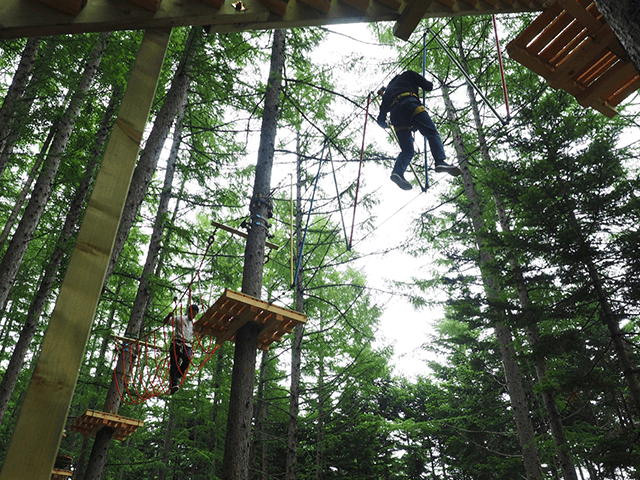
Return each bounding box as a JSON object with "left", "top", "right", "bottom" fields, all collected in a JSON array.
[{"left": 111, "top": 304, "right": 222, "bottom": 404}]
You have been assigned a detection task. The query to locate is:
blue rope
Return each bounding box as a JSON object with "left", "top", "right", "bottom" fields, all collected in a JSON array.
[{"left": 293, "top": 141, "right": 327, "bottom": 288}]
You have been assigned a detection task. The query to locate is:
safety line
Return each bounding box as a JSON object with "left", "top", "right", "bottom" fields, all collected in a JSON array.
[
  {"left": 349, "top": 92, "right": 371, "bottom": 250},
  {"left": 293, "top": 140, "right": 327, "bottom": 287}
]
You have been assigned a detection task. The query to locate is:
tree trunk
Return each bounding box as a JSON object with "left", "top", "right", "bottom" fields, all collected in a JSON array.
[
  {"left": 0, "top": 32, "right": 110, "bottom": 314},
  {"left": 250, "top": 349, "right": 269, "bottom": 480},
  {"left": 441, "top": 82, "right": 544, "bottom": 480},
  {"left": 0, "top": 85, "right": 120, "bottom": 427},
  {"left": 158, "top": 401, "right": 176, "bottom": 480},
  {"left": 567, "top": 210, "right": 640, "bottom": 416},
  {"left": 0, "top": 37, "right": 40, "bottom": 173},
  {"left": 129, "top": 83, "right": 186, "bottom": 338},
  {"left": 285, "top": 134, "right": 306, "bottom": 480},
  {"left": 315, "top": 314, "right": 325, "bottom": 480},
  {"left": 222, "top": 29, "right": 286, "bottom": 480},
  {"left": 0, "top": 127, "right": 52, "bottom": 249},
  {"left": 456, "top": 32, "right": 580, "bottom": 480}
]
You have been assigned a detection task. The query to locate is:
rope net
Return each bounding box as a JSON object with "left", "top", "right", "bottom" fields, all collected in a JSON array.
[
  {"left": 112, "top": 307, "right": 222, "bottom": 405},
  {"left": 112, "top": 232, "right": 221, "bottom": 405}
]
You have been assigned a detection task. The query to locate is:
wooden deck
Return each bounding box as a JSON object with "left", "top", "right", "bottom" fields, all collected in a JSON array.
[
  {"left": 69, "top": 410, "right": 144, "bottom": 441},
  {"left": 0, "top": 0, "right": 548, "bottom": 40},
  {"left": 507, "top": 0, "right": 640, "bottom": 117},
  {"left": 195, "top": 289, "right": 306, "bottom": 350}
]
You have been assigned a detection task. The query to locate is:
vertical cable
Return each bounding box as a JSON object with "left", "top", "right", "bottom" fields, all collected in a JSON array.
[
  {"left": 422, "top": 31, "right": 429, "bottom": 190},
  {"left": 493, "top": 14, "right": 511, "bottom": 120},
  {"left": 349, "top": 92, "right": 371, "bottom": 250}
]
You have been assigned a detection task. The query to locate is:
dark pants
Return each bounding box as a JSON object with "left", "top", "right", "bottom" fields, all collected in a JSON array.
[
  {"left": 390, "top": 97, "right": 446, "bottom": 175},
  {"left": 169, "top": 340, "right": 192, "bottom": 389}
]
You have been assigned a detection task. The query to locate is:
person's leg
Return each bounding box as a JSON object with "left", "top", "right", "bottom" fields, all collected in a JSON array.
[
  {"left": 413, "top": 110, "right": 446, "bottom": 163},
  {"left": 393, "top": 129, "right": 414, "bottom": 175},
  {"left": 169, "top": 344, "right": 179, "bottom": 390},
  {"left": 414, "top": 110, "right": 460, "bottom": 176},
  {"left": 178, "top": 345, "right": 192, "bottom": 377}
]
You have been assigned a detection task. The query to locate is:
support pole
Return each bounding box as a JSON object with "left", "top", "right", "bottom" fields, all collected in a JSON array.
[{"left": 0, "top": 27, "right": 171, "bottom": 480}]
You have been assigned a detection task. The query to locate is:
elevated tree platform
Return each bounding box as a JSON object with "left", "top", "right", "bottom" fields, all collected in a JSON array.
[
  {"left": 51, "top": 455, "right": 73, "bottom": 480},
  {"left": 69, "top": 410, "right": 144, "bottom": 441},
  {"left": 0, "top": 0, "right": 548, "bottom": 40},
  {"left": 507, "top": 0, "right": 640, "bottom": 117},
  {"left": 195, "top": 289, "right": 306, "bottom": 351},
  {"left": 51, "top": 470, "right": 73, "bottom": 480}
]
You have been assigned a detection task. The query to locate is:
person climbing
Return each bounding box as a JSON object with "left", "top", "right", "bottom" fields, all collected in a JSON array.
[
  {"left": 164, "top": 304, "right": 199, "bottom": 394},
  {"left": 377, "top": 70, "right": 460, "bottom": 190}
]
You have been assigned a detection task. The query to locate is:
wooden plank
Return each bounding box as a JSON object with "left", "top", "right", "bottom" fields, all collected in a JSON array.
[
  {"left": 194, "top": 289, "right": 306, "bottom": 350},
  {"left": 0, "top": 28, "right": 170, "bottom": 480},
  {"left": 537, "top": 18, "right": 585, "bottom": 65},
  {"left": 527, "top": 9, "right": 575, "bottom": 55},
  {"left": 202, "top": 0, "right": 225, "bottom": 7},
  {"left": 35, "top": 0, "right": 85, "bottom": 15},
  {"left": 0, "top": 0, "right": 546, "bottom": 39},
  {"left": 69, "top": 410, "right": 144, "bottom": 441},
  {"left": 341, "top": 0, "right": 369, "bottom": 12},
  {"left": 374, "top": 0, "right": 400, "bottom": 10},
  {"left": 298, "top": 0, "right": 331, "bottom": 13},
  {"left": 127, "top": 0, "right": 163, "bottom": 11},
  {"left": 394, "top": 0, "right": 437, "bottom": 41},
  {"left": 260, "top": 0, "right": 287, "bottom": 15},
  {"left": 211, "top": 220, "right": 280, "bottom": 250},
  {"left": 579, "top": 61, "right": 638, "bottom": 107},
  {"left": 547, "top": 28, "right": 615, "bottom": 89},
  {"left": 607, "top": 75, "right": 640, "bottom": 106},
  {"left": 508, "top": 2, "right": 563, "bottom": 49}
]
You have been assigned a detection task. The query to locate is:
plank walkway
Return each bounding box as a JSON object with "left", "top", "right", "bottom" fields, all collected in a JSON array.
[{"left": 507, "top": 0, "right": 640, "bottom": 117}]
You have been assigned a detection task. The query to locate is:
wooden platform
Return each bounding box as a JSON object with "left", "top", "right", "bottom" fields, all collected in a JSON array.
[
  {"left": 195, "top": 289, "right": 306, "bottom": 351},
  {"left": 507, "top": 0, "right": 640, "bottom": 117},
  {"left": 51, "top": 470, "right": 73, "bottom": 480},
  {"left": 69, "top": 410, "right": 144, "bottom": 441},
  {"left": 1, "top": 0, "right": 548, "bottom": 40}
]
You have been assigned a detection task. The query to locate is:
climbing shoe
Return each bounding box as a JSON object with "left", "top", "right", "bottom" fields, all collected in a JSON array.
[
  {"left": 390, "top": 172, "right": 412, "bottom": 190},
  {"left": 434, "top": 161, "right": 461, "bottom": 176}
]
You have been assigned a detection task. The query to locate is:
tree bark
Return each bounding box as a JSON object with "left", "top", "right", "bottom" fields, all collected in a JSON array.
[
  {"left": 0, "top": 37, "right": 40, "bottom": 174},
  {"left": 441, "top": 82, "right": 543, "bottom": 480},
  {"left": 0, "top": 85, "right": 120, "bottom": 427},
  {"left": 222, "top": 29, "right": 286, "bottom": 480},
  {"left": 0, "top": 32, "right": 110, "bottom": 314},
  {"left": 0, "top": 128, "right": 52, "bottom": 249},
  {"left": 286, "top": 135, "right": 306, "bottom": 480}
]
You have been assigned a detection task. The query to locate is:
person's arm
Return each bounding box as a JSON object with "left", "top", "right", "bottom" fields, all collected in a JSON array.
[
  {"left": 409, "top": 70, "right": 433, "bottom": 93},
  {"left": 377, "top": 97, "right": 390, "bottom": 128},
  {"left": 163, "top": 311, "right": 174, "bottom": 325}
]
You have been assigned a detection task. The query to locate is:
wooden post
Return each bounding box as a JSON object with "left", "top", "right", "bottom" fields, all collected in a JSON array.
[{"left": 0, "top": 27, "right": 171, "bottom": 480}]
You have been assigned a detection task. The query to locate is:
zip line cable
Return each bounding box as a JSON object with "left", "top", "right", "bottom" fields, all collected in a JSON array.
[
  {"left": 328, "top": 148, "right": 350, "bottom": 251},
  {"left": 349, "top": 92, "right": 371, "bottom": 250},
  {"left": 492, "top": 14, "right": 511, "bottom": 120},
  {"left": 425, "top": 24, "right": 509, "bottom": 126},
  {"left": 293, "top": 140, "right": 327, "bottom": 287}
]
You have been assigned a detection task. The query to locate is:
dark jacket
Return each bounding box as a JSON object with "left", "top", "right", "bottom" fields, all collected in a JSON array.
[{"left": 377, "top": 71, "right": 434, "bottom": 125}]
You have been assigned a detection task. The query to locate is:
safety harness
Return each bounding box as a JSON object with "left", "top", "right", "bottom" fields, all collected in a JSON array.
[{"left": 391, "top": 91, "right": 426, "bottom": 132}]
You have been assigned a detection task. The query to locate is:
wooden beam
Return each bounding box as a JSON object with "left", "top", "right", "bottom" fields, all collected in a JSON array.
[
  {"left": 35, "top": 0, "right": 86, "bottom": 15},
  {"left": 211, "top": 220, "right": 280, "bottom": 250},
  {"left": 0, "top": 28, "right": 171, "bottom": 480},
  {"left": 394, "top": 0, "right": 436, "bottom": 41},
  {"left": 0, "top": 0, "right": 547, "bottom": 40}
]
